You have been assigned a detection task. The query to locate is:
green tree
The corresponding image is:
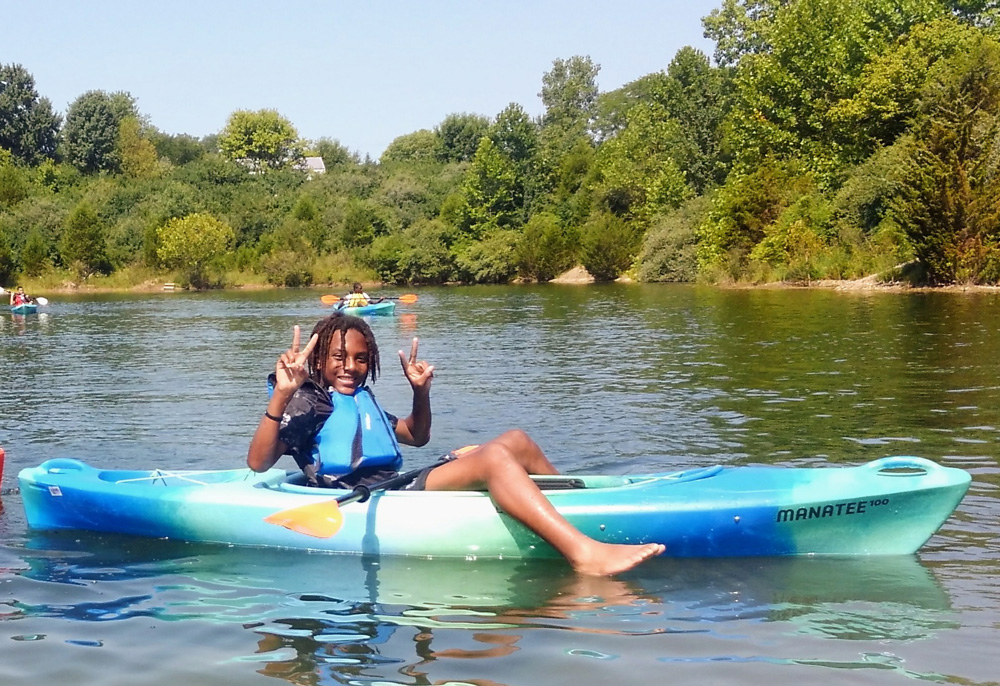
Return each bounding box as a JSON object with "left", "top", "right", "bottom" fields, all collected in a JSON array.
[
  {"left": 638, "top": 195, "right": 710, "bottom": 282},
  {"left": 150, "top": 130, "right": 205, "bottom": 166},
  {"left": 398, "top": 219, "right": 455, "bottom": 284},
  {"left": 661, "top": 47, "right": 731, "bottom": 192},
  {"left": 460, "top": 137, "right": 519, "bottom": 238},
  {"left": 314, "top": 137, "right": 359, "bottom": 168},
  {"left": 0, "top": 63, "right": 61, "bottom": 164},
  {"left": 516, "top": 212, "right": 578, "bottom": 281},
  {"left": 551, "top": 139, "right": 596, "bottom": 227},
  {"left": 287, "top": 194, "right": 326, "bottom": 252},
  {"left": 489, "top": 103, "right": 542, "bottom": 218},
  {"left": 594, "top": 73, "right": 668, "bottom": 142},
  {"left": 539, "top": 56, "right": 601, "bottom": 158},
  {"left": 453, "top": 229, "right": 520, "bottom": 283},
  {"left": 702, "top": 0, "right": 788, "bottom": 68},
  {"left": 435, "top": 113, "right": 490, "bottom": 162},
  {"left": 697, "top": 158, "right": 815, "bottom": 270},
  {"left": 594, "top": 49, "right": 729, "bottom": 193},
  {"left": 726, "top": 0, "right": 947, "bottom": 182},
  {"left": 580, "top": 212, "right": 641, "bottom": 281},
  {"left": 341, "top": 199, "right": 377, "bottom": 248},
  {"left": 0, "top": 162, "right": 30, "bottom": 207},
  {"left": 63, "top": 90, "right": 138, "bottom": 173},
  {"left": 157, "top": 213, "right": 235, "bottom": 287},
  {"left": 827, "top": 17, "right": 985, "bottom": 163},
  {"left": 0, "top": 222, "right": 19, "bottom": 284},
  {"left": 0, "top": 226, "right": 18, "bottom": 284},
  {"left": 118, "top": 116, "right": 160, "bottom": 179},
  {"left": 591, "top": 103, "right": 691, "bottom": 224},
  {"left": 259, "top": 207, "right": 315, "bottom": 287},
  {"left": 21, "top": 229, "right": 51, "bottom": 276},
  {"left": 368, "top": 233, "right": 407, "bottom": 284},
  {"left": 890, "top": 36, "right": 1000, "bottom": 283},
  {"left": 218, "top": 109, "right": 303, "bottom": 172},
  {"left": 380, "top": 130, "right": 439, "bottom": 164},
  {"left": 61, "top": 201, "right": 109, "bottom": 278}
]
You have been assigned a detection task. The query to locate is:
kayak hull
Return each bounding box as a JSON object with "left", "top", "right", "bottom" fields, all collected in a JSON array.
[
  {"left": 11, "top": 303, "right": 38, "bottom": 314},
  {"left": 338, "top": 301, "right": 395, "bottom": 316},
  {"left": 18, "top": 457, "right": 970, "bottom": 559}
]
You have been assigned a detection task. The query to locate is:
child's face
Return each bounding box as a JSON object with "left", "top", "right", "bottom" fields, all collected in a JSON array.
[{"left": 321, "top": 329, "right": 370, "bottom": 394}]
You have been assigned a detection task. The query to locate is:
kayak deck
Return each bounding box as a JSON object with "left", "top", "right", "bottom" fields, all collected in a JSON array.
[
  {"left": 18, "top": 456, "right": 970, "bottom": 559},
  {"left": 337, "top": 301, "right": 395, "bottom": 316}
]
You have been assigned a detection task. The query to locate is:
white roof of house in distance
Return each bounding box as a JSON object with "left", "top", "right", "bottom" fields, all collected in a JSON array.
[{"left": 302, "top": 156, "right": 326, "bottom": 174}]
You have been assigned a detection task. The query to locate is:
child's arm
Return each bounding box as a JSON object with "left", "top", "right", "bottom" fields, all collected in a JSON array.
[
  {"left": 394, "top": 337, "right": 433, "bottom": 446},
  {"left": 247, "top": 326, "right": 317, "bottom": 471}
]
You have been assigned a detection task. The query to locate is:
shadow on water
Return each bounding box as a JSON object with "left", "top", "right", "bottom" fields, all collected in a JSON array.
[{"left": 3, "top": 530, "right": 958, "bottom": 684}]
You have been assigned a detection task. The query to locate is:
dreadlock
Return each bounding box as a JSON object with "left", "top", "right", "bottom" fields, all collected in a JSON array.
[{"left": 307, "top": 313, "right": 381, "bottom": 386}]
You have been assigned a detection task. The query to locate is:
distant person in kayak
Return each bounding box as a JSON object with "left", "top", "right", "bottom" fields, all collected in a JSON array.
[
  {"left": 9, "top": 286, "right": 32, "bottom": 306},
  {"left": 337, "top": 282, "right": 384, "bottom": 309},
  {"left": 247, "top": 313, "right": 665, "bottom": 576}
]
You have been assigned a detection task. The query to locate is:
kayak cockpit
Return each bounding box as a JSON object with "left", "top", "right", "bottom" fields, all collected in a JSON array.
[{"left": 269, "top": 464, "right": 726, "bottom": 496}]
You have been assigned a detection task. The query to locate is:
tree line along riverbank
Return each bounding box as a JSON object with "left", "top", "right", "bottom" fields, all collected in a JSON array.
[{"left": 3, "top": 1, "right": 1000, "bottom": 293}]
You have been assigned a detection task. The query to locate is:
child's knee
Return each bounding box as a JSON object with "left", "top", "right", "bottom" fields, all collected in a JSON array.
[
  {"left": 475, "top": 442, "right": 519, "bottom": 471},
  {"left": 497, "top": 428, "right": 533, "bottom": 450}
]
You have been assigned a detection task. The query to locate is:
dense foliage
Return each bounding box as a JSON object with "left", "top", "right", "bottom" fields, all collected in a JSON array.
[{"left": 3, "top": 1, "right": 1000, "bottom": 290}]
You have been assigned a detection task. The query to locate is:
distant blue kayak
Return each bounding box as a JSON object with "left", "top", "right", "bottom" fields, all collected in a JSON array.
[
  {"left": 338, "top": 301, "right": 395, "bottom": 316},
  {"left": 11, "top": 303, "right": 38, "bottom": 315}
]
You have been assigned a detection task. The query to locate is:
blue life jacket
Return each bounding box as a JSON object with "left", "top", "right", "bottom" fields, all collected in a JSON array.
[{"left": 312, "top": 386, "right": 402, "bottom": 478}]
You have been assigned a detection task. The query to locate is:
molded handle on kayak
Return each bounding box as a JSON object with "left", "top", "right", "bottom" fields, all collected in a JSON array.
[
  {"left": 42, "top": 458, "right": 89, "bottom": 474},
  {"left": 865, "top": 456, "right": 942, "bottom": 475}
]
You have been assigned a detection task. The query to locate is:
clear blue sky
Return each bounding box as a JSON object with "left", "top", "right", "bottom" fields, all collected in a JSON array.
[{"left": 4, "top": 1, "right": 721, "bottom": 159}]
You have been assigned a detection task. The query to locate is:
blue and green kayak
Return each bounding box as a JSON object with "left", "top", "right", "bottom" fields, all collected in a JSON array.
[
  {"left": 337, "top": 301, "right": 395, "bottom": 316},
  {"left": 10, "top": 303, "right": 38, "bottom": 315},
  {"left": 18, "top": 456, "right": 969, "bottom": 559}
]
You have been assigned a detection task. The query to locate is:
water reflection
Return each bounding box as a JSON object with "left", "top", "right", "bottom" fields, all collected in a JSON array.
[
  {"left": 6, "top": 532, "right": 958, "bottom": 685},
  {"left": 2, "top": 286, "right": 996, "bottom": 685}
]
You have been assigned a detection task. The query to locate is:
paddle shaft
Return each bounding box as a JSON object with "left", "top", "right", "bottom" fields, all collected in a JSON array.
[
  {"left": 334, "top": 457, "right": 450, "bottom": 507},
  {"left": 340, "top": 296, "right": 415, "bottom": 302},
  {"left": 322, "top": 293, "right": 417, "bottom": 304}
]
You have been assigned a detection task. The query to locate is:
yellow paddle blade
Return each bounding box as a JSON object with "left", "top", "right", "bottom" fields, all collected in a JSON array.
[
  {"left": 264, "top": 499, "right": 344, "bottom": 538},
  {"left": 396, "top": 294, "right": 418, "bottom": 303},
  {"left": 320, "top": 294, "right": 341, "bottom": 305}
]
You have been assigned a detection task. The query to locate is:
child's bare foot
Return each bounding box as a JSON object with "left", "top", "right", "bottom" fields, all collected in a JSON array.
[{"left": 569, "top": 542, "right": 665, "bottom": 576}]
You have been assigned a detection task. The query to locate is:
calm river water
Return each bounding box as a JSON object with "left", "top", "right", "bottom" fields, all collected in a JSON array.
[{"left": 1, "top": 284, "right": 998, "bottom": 685}]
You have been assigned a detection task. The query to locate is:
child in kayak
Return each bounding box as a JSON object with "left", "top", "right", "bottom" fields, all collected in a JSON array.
[
  {"left": 338, "top": 282, "right": 384, "bottom": 309},
  {"left": 9, "top": 286, "right": 32, "bottom": 306},
  {"left": 247, "top": 313, "right": 664, "bottom": 576}
]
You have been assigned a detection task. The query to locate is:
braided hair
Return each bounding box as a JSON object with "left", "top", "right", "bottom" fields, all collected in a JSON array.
[{"left": 307, "top": 313, "right": 381, "bottom": 387}]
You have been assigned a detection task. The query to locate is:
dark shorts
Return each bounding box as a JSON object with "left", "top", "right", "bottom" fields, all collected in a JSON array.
[
  {"left": 401, "top": 451, "right": 460, "bottom": 491},
  {"left": 320, "top": 447, "right": 475, "bottom": 491}
]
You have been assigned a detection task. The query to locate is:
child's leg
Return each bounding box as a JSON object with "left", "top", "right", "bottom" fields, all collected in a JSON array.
[
  {"left": 422, "top": 433, "right": 664, "bottom": 575},
  {"left": 483, "top": 429, "right": 560, "bottom": 476}
]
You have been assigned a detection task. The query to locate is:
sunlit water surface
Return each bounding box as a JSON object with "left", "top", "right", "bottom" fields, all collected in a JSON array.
[{"left": 1, "top": 284, "right": 998, "bottom": 685}]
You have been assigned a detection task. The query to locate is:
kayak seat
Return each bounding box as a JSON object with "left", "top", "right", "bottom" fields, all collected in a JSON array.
[{"left": 530, "top": 476, "right": 586, "bottom": 490}]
